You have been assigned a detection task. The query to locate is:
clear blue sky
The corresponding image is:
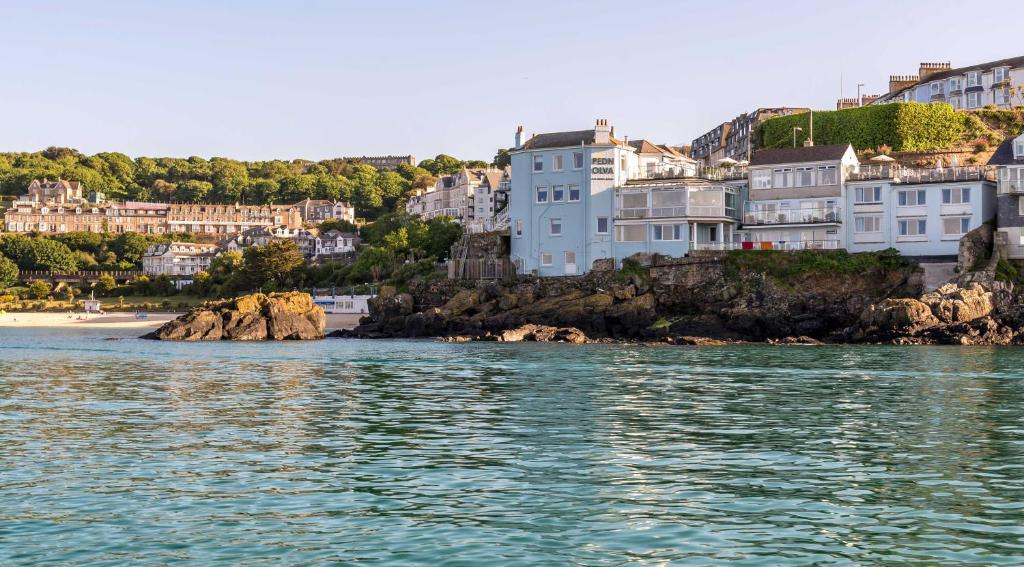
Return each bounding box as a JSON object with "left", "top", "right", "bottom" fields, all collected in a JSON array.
[{"left": 1, "top": 0, "right": 1019, "bottom": 163}]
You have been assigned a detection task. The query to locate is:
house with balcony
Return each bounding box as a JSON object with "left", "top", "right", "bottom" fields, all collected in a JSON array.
[
  {"left": 142, "top": 242, "right": 220, "bottom": 286},
  {"left": 742, "top": 144, "right": 857, "bottom": 250},
  {"left": 989, "top": 132, "right": 1024, "bottom": 260},
  {"left": 628, "top": 140, "right": 699, "bottom": 178},
  {"left": 846, "top": 165, "right": 996, "bottom": 259},
  {"left": 869, "top": 57, "right": 1024, "bottom": 109}
]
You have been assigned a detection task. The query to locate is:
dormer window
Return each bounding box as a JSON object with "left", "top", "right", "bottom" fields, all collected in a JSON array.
[{"left": 994, "top": 67, "right": 1010, "bottom": 83}]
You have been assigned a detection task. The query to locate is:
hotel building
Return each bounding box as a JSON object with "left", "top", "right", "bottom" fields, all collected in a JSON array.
[{"left": 867, "top": 56, "right": 1024, "bottom": 109}]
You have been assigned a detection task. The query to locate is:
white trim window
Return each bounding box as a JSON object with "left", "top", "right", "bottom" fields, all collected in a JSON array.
[
  {"left": 596, "top": 216, "right": 609, "bottom": 234},
  {"left": 967, "top": 71, "right": 982, "bottom": 88},
  {"left": 817, "top": 165, "right": 838, "bottom": 185},
  {"left": 967, "top": 91, "right": 982, "bottom": 109},
  {"left": 652, "top": 224, "right": 684, "bottom": 241},
  {"left": 854, "top": 186, "right": 882, "bottom": 204},
  {"left": 564, "top": 251, "right": 576, "bottom": 268},
  {"left": 514, "top": 219, "right": 522, "bottom": 238},
  {"left": 942, "top": 187, "right": 971, "bottom": 204},
  {"left": 794, "top": 166, "right": 815, "bottom": 187},
  {"left": 855, "top": 215, "right": 882, "bottom": 233},
  {"left": 615, "top": 224, "right": 646, "bottom": 242},
  {"left": 533, "top": 155, "right": 544, "bottom": 172},
  {"left": 549, "top": 218, "right": 562, "bottom": 236},
  {"left": 552, "top": 185, "right": 564, "bottom": 202},
  {"left": 772, "top": 168, "right": 792, "bottom": 188},
  {"left": 898, "top": 218, "right": 927, "bottom": 237},
  {"left": 568, "top": 184, "right": 580, "bottom": 202},
  {"left": 948, "top": 77, "right": 962, "bottom": 92},
  {"left": 949, "top": 96, "right": 962, "bottom": 110},
  {"left": 930, "top": 82, "right": 942, "bottom": 96},
  {"left": 541, "top": 252, "right": 553, "bottom": 266},
  {"left": 943, "top": 217, "right": 971, "bottom": 236},
  {"left": 995, "top": 87, "right": 1011, "bottom": 106},
  {"left": 898, "top": 189, "right": 927, "bottom": 206},
  {"left": 1016, "top": 141, "right": 1024, "bottom": 159},
  {"left": 994, "top": 67, "right": 1009, "bottom": 83},
  {"left": 552, "top": 154, "right": 564, "bottom": 171},
  {"left": 573, "top": 152, "right": 584, "bottom": 169},
  {"left": 536, "top": 186, "right": 548, "bottom": 203},
  {"left": 752, "top": 169, "right": 771, "bottom": 189}
]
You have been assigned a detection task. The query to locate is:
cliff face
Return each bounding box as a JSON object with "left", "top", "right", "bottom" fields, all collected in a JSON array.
[
  {"left": 342, "top": 254, "right": 929, "bottom": 343},
  {"left": 146, "top": 292, "right": 325, "bottom": 341}
]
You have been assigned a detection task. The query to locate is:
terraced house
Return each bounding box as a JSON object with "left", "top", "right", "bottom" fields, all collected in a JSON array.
[
  {"left": 869, "top": 56, "right": 1024, "bottom": 109},
  {"left": 990, "top": 131, "right": 1024, "bottom": 260}
]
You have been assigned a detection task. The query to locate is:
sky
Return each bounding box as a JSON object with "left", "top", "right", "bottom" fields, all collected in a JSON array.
[{"left": 1, "top": 0, "right": 1021, "bottom": 163}]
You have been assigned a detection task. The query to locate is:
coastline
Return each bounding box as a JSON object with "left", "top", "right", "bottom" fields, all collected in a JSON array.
[{"left": 0, "top": 312, "right": 363, "bottom": 331}]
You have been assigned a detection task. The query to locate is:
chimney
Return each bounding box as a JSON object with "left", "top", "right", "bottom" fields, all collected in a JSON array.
[
  {"left": 514, "top": 125, "right": 524, "bottom": 149},
  {"left": 918, "top": 61, "right": 952, "bottom": 82},
  {"left": 889, "top": 74, "right": 919, "bottom": 94},
  {"left": 594, "top": 118, "right": 612, "bottom": 144}
]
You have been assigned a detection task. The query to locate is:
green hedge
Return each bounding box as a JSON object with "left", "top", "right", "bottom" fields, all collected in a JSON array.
[{"left": 756, "top": 102, "right": 965, "bottom": 152}]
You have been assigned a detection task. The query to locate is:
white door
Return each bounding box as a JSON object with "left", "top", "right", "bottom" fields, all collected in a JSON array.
[{"left": 564, "top": 251, "right": 577, "bottom": 275}]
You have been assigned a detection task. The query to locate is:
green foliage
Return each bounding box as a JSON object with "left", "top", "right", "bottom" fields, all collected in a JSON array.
[
  {"left": 757, "top": 103, "right": 965, "bottom": 152},
  {"left": 95, "top": 273, "right": 117, "bottom": 295},
  {"left": 492, "top": 148, "right": 511, "bottom": 169},
  {"left": 0, "top": 254, "right": 17, "bottom": 289},
  {"left": 995, "top": 259, "right": 1024, "bottom": 288},
  {"left": 616, "top": 258, "right": 648, "bottom": 284},
  {"left": 318, "top": 218, "right": 357, "bottom": 233},
  {"left": 242, "top": 239, "right": 305, "bottom": 289},
  {"left": 0, "top": 235, "right": 78, "bottom": 273},
  {"left": 724, "top": 248, "right": 909, "bottom": 281},
  {"left": 28, "top": 280, "right": 51, "bottom": 299}
]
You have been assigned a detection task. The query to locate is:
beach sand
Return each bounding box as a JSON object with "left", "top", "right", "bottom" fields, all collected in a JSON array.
[{"left": 0, "top": 312, "right": 363, "bottom": 330}]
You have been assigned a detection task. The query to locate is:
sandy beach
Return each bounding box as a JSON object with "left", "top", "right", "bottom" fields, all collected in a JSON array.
[{"left": 0, "top": 312, "right": 363, "bottom": 330}]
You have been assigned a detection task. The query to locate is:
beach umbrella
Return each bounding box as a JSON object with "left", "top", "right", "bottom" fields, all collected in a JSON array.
[
  {"left": 870, "top": 154, "right": 896, "bottom": 162},
  {"left": 717, "top": 157, "right": 739, "bottom": 166}
]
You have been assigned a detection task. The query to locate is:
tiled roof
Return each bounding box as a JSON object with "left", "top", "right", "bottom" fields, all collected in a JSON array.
[
  {"left": 925, "top": 55, "right": 1024, "bottom": 83},
  {"left": 988, "top": 138, "right": 1024, "bottom": 166},
  {"left": 521, "top": 130, "right": 622, "bottom": 150},
  {"left": 750, "top": 144, "right": 852, "bottom": 166}
]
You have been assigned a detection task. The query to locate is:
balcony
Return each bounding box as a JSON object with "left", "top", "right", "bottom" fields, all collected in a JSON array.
[
  {"left": 629, "top": 163, "right": 748, "bottom": 182},
  {"left": 1008, "top": 180, "right": 1024, "bottom": 194},
  {"left": 739, "top": 240, "right": 842, "bottom": 251},
  {"left": 742, "top": 205, "right": 842, "bottom": 226},
  {"left": 848, "top": 164, "right": 996, "bottom": 184}
]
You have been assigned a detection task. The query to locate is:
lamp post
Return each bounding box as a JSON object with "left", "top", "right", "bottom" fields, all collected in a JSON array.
[
  {"left": 857, "top": 83, "right": 865, "bottom": 106},
  {"left": 792, "top": 127, "right": 803, "bottom": 148}
]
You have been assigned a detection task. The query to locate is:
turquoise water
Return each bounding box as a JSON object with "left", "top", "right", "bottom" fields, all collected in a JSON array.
[{"left": 1, "top": 328, "right": 1024, "bottom": 565}]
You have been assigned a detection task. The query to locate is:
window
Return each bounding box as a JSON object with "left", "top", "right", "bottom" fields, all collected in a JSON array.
[
  {"left": 898, "top": 218, "right": 927, "bottom": 236},
  {"left": 854, "top": 186, "right": 882, "bottom": 204},
  {"left": 1016, "top": 142, "right": 1024, "bottom": 159},
  {"left": 967, "top": 91, "right": 982, "bottom": 108},
  {"left": 514, "top": 219, "right": 522, "bottom": 238},
  {"left": 573, "top": 152, "right": 584, "bottom": 169},
  {"left": 996, "top": 87, "right": 1011, "bottom": 106},
  {"left": 942, "top": 187, "right": 971, "bottom": 204},
  {"left": 536, "top": 186, "right": 548, "bottom": 203},
  {"left": 943, "top": 217, "right": 971, "bottom": 236},
  {"left": 948, "top": 78, "right": 962, "bottom": 91},
  {"left": 855, "top": 215, "right": 881, "bottom": 233},
  {"left": 795, "top": 167, "right": 815, "bottom": 187},
  {"left": 568, "top": 184, "right": 580, "bottom": 202},
  {"left": 621, "top": 192, "right": 647, "bottom": 210},
  {"left": 994, "top": 67, "right": 1009, "bottom": 83},
  {"left": 652, "top": 224, "right": 684, "bottom": 241},
  {"left": 552, "top": 154, "right": 564, "bottom": 171},
  {"left": 541, "top": 253, "right": 553, "bottom": 266},
  {"left": 898, "top": 189, "right": 927, "bottom": 206},
  {"left": 615, "top": 225, "right": 646, "bottom": 242},
  {"left": 772, "top": 168, "right": 792, "bottom": 188},
  {"left": 818, "top": 165, "right": 838, "bottom": 185},
  {"left": 967, "top": 71, "right": 981, "bottom": 87},
  {"left": 533, "top": 155, "right": 543, "bottom": 172},
  {"left": 949, "top": 96, "right": 961, "bottom": 110},
  {"left": 752, "top": 169, "right": 771, "bottom": 189},
  {"left": 565, "top": 251, "right": 576, "bottom": 265},
  {"left": 596, "top": 216, "right": 609, "bottom": 234},
  {"left": 930, "top": 82, "right": 942, "bottom": 95},
  {"left": 549, "top": 218, "right": 562, "bottom": 236},
  {"left": 552, "top": 185, "right": 564, "bottom": 202}
]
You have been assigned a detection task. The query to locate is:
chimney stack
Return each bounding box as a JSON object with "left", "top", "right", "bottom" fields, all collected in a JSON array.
[
  {"left": 918, "top": 61, "right": 952, "bottom": 82},
  {"left": 514, "top": 125, "right": 524, "bottom": 149},
  {"left": 889, "top": 74, "right": 920, "bottom": 95},
  {"left": 594, "top": 118, "right": 612, "bottom": 144}
]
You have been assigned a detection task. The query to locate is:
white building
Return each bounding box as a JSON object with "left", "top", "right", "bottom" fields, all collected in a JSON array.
[
  {"left": 142, "top": 242, "right": 220, "bottom": 279},
  {"left": 293, "top": 199, "right": 356, "bottom": 225}
]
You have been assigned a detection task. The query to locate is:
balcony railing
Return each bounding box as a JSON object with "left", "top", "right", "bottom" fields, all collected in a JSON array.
[
  {"left": 617, "top": 204, "right": 738, "bottom": 220},
  {"left": 690, "top": 241, "right": 743, "bottom": 251},
  {"left": 742, "top": 206, "right": 842, "bottom": 226},
  {"left": 849, "top": 164, "right": 996, "bottom": 184},
  {"left": 739, "top": 240, "right": 842, "bottom": 251},
  {"left": 629, "top": 164, "right": 748, "bottom": 181}
]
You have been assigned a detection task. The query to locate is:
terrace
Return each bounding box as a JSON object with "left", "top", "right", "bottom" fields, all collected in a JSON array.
[{"left": 849, "top": 164, "right": 996, "bottom": 184}]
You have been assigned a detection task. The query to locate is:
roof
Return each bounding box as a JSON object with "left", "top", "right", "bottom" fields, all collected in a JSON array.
[
  {"left": 520, "top": 129, "right": 623, "bottom": 150},
  {"left": 988, "top": 137, "right": 1024, "bottom": 166},
  {"left": 925, "top": 56, "right": 1024, "bottom": 83},
  {"left": 750, "top": 144, "right": 852, "bottom": 166},
  {"left": 482, "top": 170, "right": 503, "bottom": 190},
  {"left": 628, "top": 139, "right": 665, "bottom": 154}
]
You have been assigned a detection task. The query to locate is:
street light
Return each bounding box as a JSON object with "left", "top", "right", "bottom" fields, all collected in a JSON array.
[
  {"left": 792, "top": 127, "right": 803, "bottom": 148},
  {"left": 857, "top": 83, "right": 865, "bottom": 107}
]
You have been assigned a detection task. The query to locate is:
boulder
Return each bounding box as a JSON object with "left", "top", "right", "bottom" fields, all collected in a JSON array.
[
  {"left": 147, "top": 292, "right": 324, "bottom": 341},
  {"left": 496, "top": 324, "right": 588, "bottom": 344}
]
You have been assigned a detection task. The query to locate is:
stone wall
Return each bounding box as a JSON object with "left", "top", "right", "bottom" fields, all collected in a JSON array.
[{"left": 957, "top": 221, "right": 995, "bottom": 273}]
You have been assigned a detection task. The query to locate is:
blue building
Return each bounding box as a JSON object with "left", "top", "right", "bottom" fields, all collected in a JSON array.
[{"left": 870, "top": 56, "right": 1024, "bottom": 109}]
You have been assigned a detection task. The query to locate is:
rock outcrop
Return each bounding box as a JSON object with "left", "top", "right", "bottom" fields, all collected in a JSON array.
[{"left": 146, "top": 292, "right": 325, "bottom": 341}]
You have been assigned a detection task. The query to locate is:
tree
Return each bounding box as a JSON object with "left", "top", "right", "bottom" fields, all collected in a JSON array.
[
  {"left": 110, "top": 233, "right": 153, "bottom": 266},
  {"left": 318, "top": 219, "right": 357, "bottom": 233},
  {"left": 419, "top": 154, "right": 463, "bottom": 176},
  {"left": 492, "top": 148, "right": 511, "bottom": 169},
  {"left": 0, "top": 255, "right": 17, "bottom": 289},
  {"left": 210, "top": 157, "right": 250, "bottom": 203},
  {"left": 96, "top": 273, "right": 117, "bottom": 295},
  {"left": 351, "top": 246, "right": 394, "bottom": 282},
  {"left": 0, "top": 236, "right": 78, "bottom": 273},
  {"left": 174, "top": 180, "right": 213, "bottom": 203},
  {"left": 242, "top": 240, "right": 305, "bottom": 288},
  {"left": 383, "top": 227, "right": 410, "bottom": 254},
  {"left": 29, "top": 280, "right": 51, "bottom": 300}
]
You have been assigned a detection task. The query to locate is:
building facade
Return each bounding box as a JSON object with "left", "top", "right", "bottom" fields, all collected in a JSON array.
[
  {"left": 5, "top": 201, "right": 170, "bottom": 234},
  {"left": 142, "top": 242, "right": 220, "bottom": 277},
  {"left": 691, "top": 108, "right": 811, "bottom": 165},
  {"left": 293, "top": 199, "right": 355, "bottom": 225},
  {"left": 405, "top": 167, "right": 503, "bottom": 224},
  {"left": 869, "top": 57, "right": 1024, "bottom": 109},
  {"left": 166, "top": 203, "right": 302, "bottom": 235},
  {"left": 989, "top": 132, "right": 1024, "bottom": 259}
]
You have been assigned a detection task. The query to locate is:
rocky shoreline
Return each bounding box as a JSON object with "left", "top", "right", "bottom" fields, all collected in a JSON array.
[
  {"left": 144, "top": 292, "right": 326, "bottom": 341},
  {"left": 336, "top": 253, "right": 1024, "bottom": 346}
]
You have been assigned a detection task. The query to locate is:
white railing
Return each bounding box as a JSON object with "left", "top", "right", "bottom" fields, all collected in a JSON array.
[
  {"left": 617, "top": 205, "right": 737, "bottom": 219},
  {"left": 850, "top": 164, "right": 996, "bottom": 183},
  {"left": 740, "top": 240, "right": 842, "bottom": 251},
  {"left": 690, "top": 241, "right": 743, "bottom": 251},
  {"left": 743, "top": 206, "right": 842, "bottom": 226}
]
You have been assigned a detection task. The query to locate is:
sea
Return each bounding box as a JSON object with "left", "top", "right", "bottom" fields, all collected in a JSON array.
[{"left": 1, "top": 326, "right": 1023, "bottom": 565}]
